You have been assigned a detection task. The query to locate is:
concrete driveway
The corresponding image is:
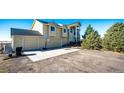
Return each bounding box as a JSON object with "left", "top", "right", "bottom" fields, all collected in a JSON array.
[{"left": 24, "top": 48, "right": 80, "bottom": 62}]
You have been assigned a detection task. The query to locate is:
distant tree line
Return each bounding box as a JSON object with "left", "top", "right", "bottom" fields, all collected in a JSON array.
[{"left": 81, "top": 23, "right": 124, "bottom": 53}]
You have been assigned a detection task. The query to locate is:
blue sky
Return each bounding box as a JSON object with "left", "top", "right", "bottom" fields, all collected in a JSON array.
[{"left": 1, "top": 19, "right": 124, "bottom": 41}]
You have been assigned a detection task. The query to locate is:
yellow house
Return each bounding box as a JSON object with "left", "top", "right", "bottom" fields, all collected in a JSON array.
[{"left": 11, "top": 19, "right": 81, "bottom": 51}]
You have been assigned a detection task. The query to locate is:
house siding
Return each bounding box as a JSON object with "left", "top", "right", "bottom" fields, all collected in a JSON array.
[
  {"left": 11, "top": 20, "right": 81, "bottom": 51},
  {"left": 46, "top": 27, "right": 62, "bottom": 48},
  {"left": 47, "top": 36, "right": 61, "bottom": 48},
  {"left": 12, "top": 35, "right": 45, "bottom": 51},
  {"left": 49, "top": 23, "right": 57, "bottom": 36},
  {"left": 62, "top": 37, "right": 68, "bottom": 46}
]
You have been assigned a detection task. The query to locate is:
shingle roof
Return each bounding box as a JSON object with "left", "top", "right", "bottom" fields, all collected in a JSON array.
[
  {"left": 36, "top": 19, "right": 62, "bottom": 27},
  {"left": 36, "top": 19, "right": 81, "bottom": 27},
  {"left": 11, "top": 28, "right": 42, "bottom": 36},
  {"left": 67, "top": 22, "right": 81, "bottom": 26},
  {"left": 36, "top": 19, "right": 49, "bottom": 24}
]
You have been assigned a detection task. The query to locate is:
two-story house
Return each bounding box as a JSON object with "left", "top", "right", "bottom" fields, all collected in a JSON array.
[{"left": 11, "top": 19, "right": 81, "bottom": 51}]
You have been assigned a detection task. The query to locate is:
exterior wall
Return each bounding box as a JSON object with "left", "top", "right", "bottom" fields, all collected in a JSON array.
[
  {"left": 49, "top": 24, "right": 56, "bottom": 36},
  {"left": 68, "top": 29, "right": 75, "bottom": 42},
  {"left": 12, "top": 35, "right": 45, "bottom": 51},
  {"left": 44, "top": 26, "right": 68, "bottom": 48},
  {"left": 47, "top": 36, "right": 61, "bottom": 48},
  {"left": 68, "top": 24, "right": 81, "bottom": 43},
  {"left": 12, "top": 34, "right": 68, "bottom": 51},
  {"left": 62, "top": 37, "right": 68, "bottom": 46},
  {"left": 12, "top": 36, "right": 23, "bottom": 50},
  {"left": 62, "top": 28, "right": 68, "bottom": 37},
  {"left": 12, "top": 21, "right": 81, "bottom": 51},
  {"left": 42, "top": 24, "right": 49, "bottom": 41},
  {"left": 46, "top": 27, "right": 62, "bottom": 48},
  {"left": 32, "top": 20, "right": 44, "bottom": 35},
  {"left": 56, "top": 27, "right": 62, "bottom": 38},
  {"left": 43, "top": 24, "right": 49, "bottom": 36}
]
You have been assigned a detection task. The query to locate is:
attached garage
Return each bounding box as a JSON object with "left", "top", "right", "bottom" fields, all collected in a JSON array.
[
  {"left": 11, "top": 28, "right": 44, "bottom": 51},
  {"left": 23, "top": 36, "right": 39, "bottom": 50}
]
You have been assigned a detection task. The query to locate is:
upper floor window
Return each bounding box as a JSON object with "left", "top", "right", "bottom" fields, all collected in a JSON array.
[
  {"left": 74, "top": 31, "right": 76, "bottom": 35},
  {"left": 64, "top": 29, "right": 66, "bottom": 33},
  {"left": 70, "top": 29, "right": 73, "bottom": 33},
  {"left": 50, "top": 26, "right": 55, "bottom": 32},
  {"left": 77, "top": 26, "right": 80, "bottom": 30}
]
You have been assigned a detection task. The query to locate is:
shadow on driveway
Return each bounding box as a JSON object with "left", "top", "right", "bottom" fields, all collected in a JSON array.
[{"left": 3, "top": 53, "right": 36, "bottom": 60}]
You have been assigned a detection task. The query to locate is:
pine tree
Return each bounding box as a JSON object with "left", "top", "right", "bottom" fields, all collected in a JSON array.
[
  {"left": 82, "top": 24, "right": 94, "bottom": 39},
  {"left": 102, "top": 23, "right": 124, "bottom": 52},
  {"left": 81, "top": 25, "right": 102, "bottom": 50}
]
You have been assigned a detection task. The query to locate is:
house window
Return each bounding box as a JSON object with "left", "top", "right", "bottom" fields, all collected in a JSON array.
[
  {"left": 70, "top": 29, "right": 73, "bottom": 33},
  {"left": 64, "top": 29, "right": 66, "bottom": 33},
  {"left": 74, "top": 31, "right": 76, "bottom": 35},
  {"left": 50, "top": 26, "right": 55, "bottom": 32},
  {"left": 77, "top": 26, "right": 79, "bottom": 29},
  {"left": 77, "top": 26, "right": 80, "bottom": 31}
]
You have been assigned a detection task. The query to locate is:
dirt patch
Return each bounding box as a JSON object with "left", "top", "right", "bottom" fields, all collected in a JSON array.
[{"left": 0, "top": 49, "right": 124, "bottom": 73}]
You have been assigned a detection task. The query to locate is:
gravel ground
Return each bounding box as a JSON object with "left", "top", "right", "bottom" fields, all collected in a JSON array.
[{"left": 0, "top": 49, "right": 124, "bottom": 73}]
